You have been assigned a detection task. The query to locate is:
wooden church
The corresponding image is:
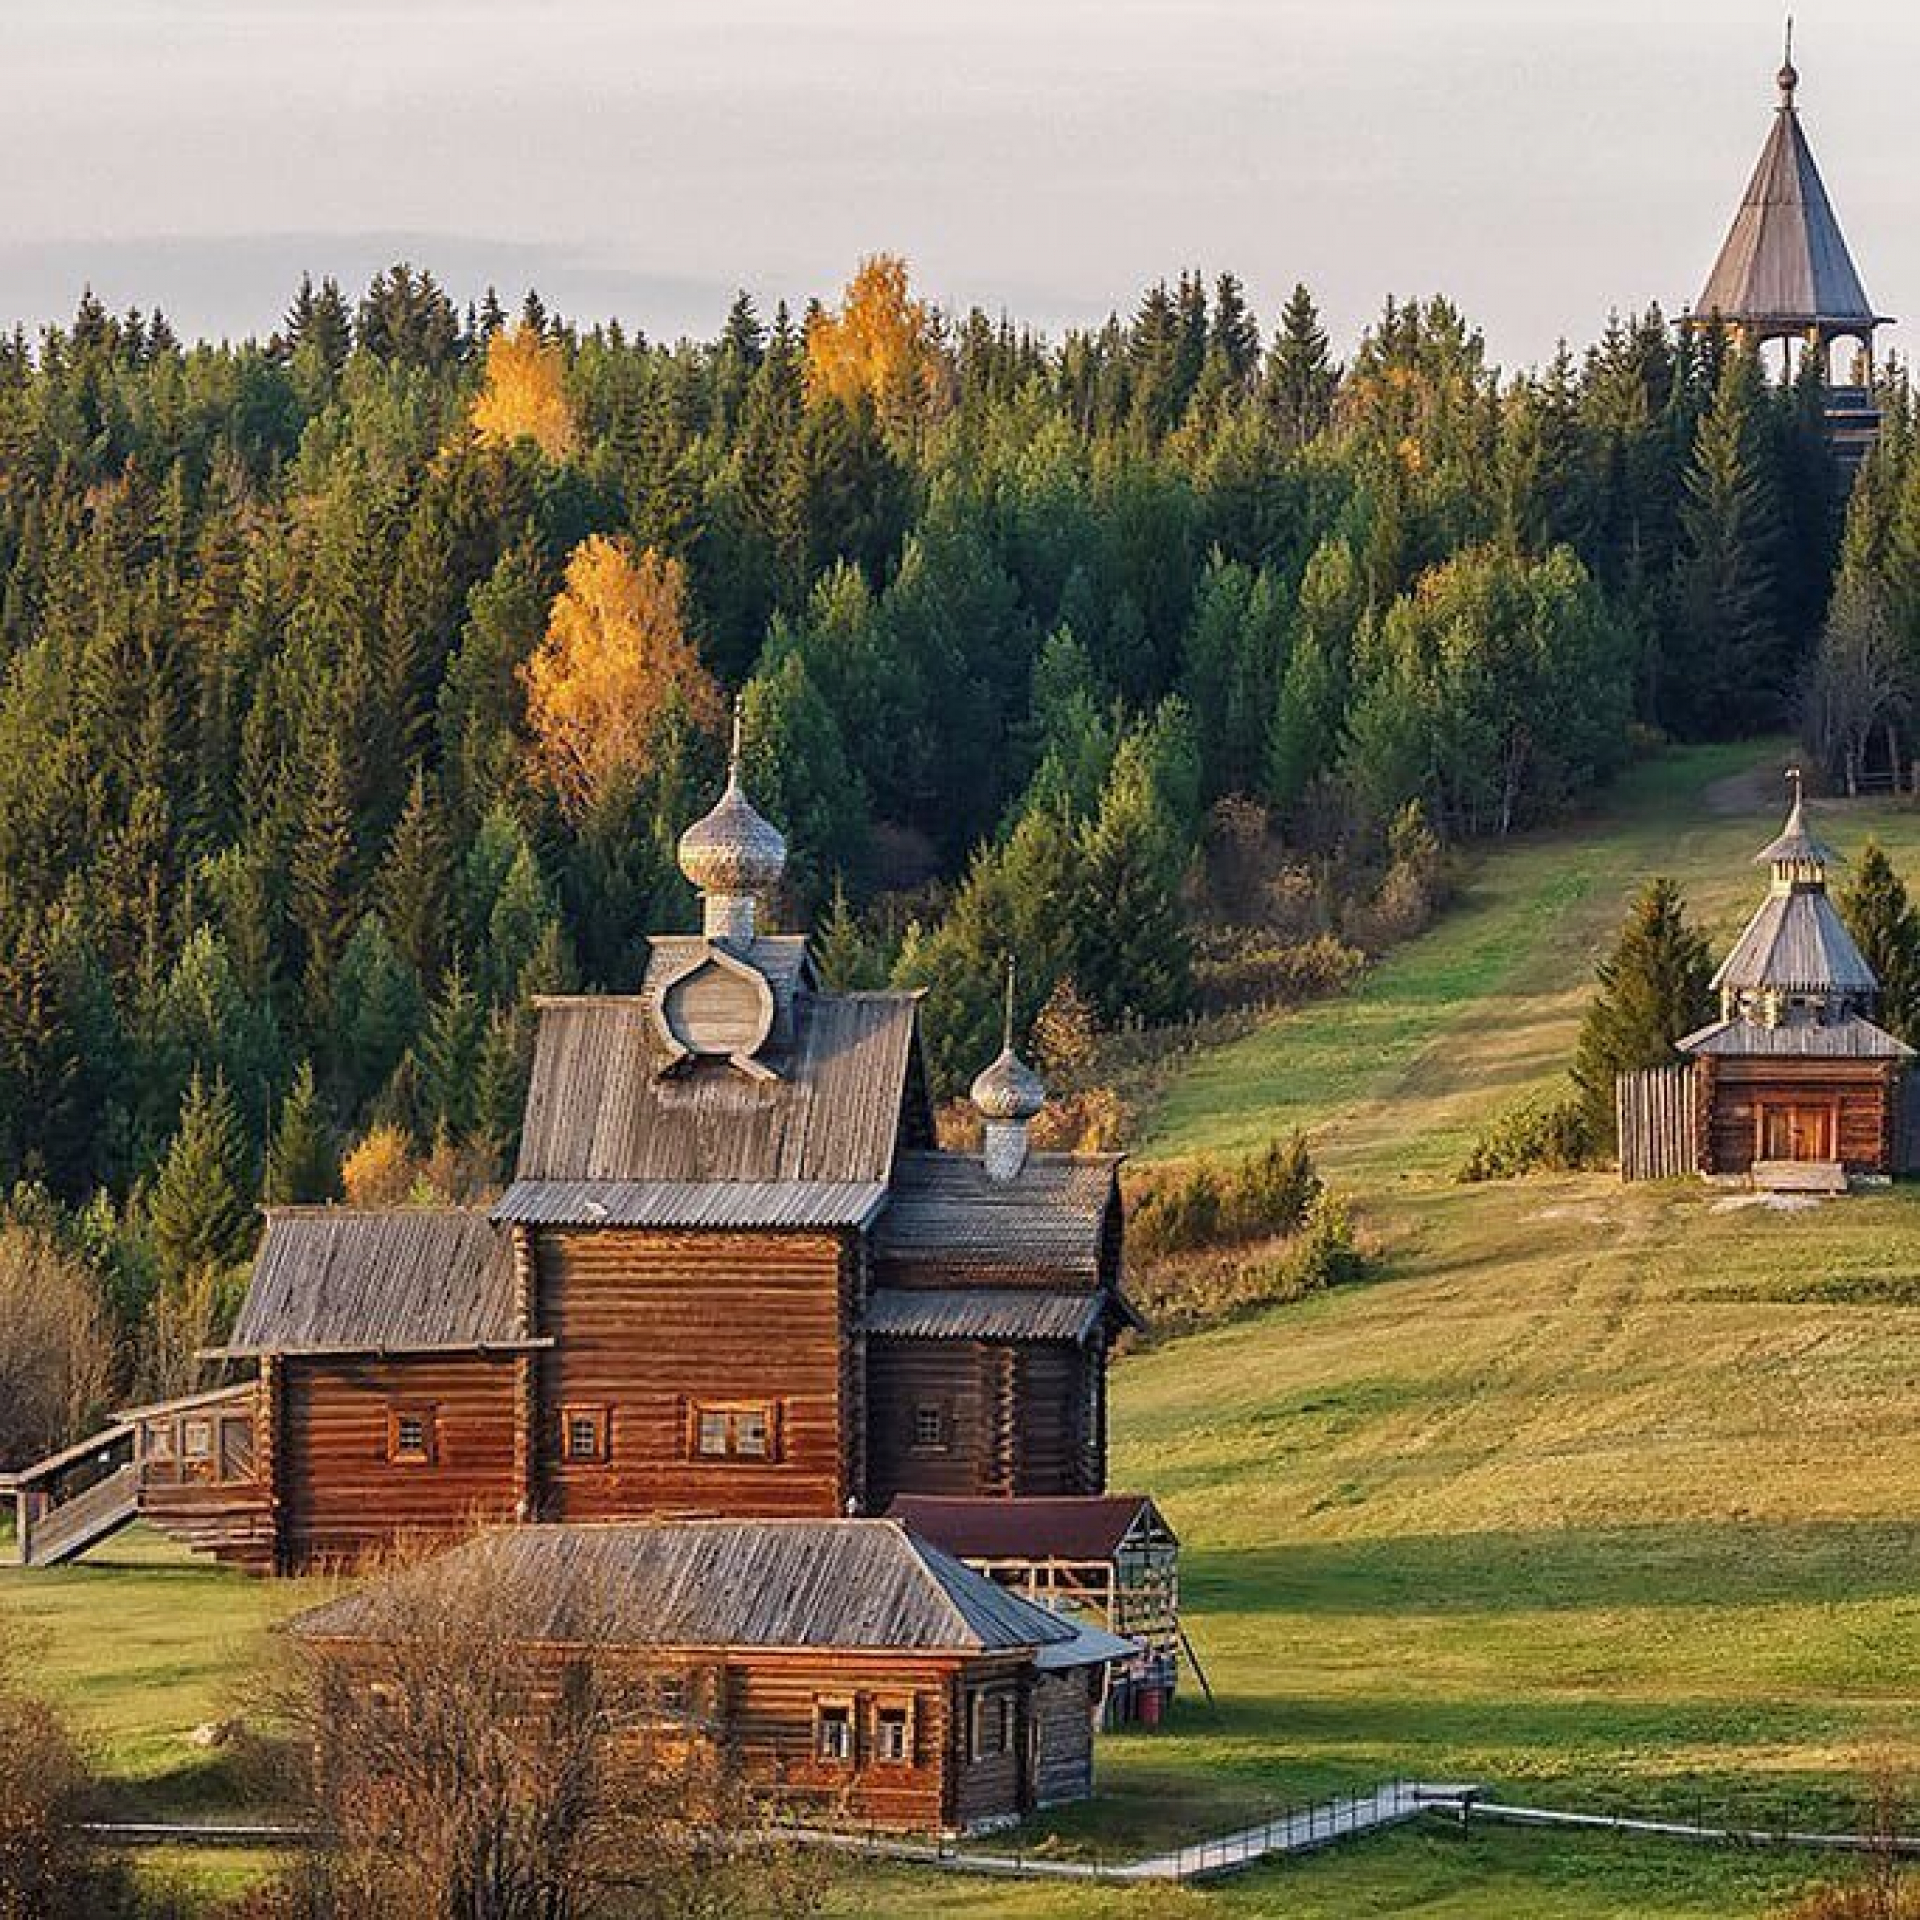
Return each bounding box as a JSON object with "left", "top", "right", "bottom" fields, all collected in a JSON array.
[
  {"left": 1619, "top": 780, "right": 1914, "bottom": 1188},
  {"left": 80, "top": 739, "right": 1139, "bottom": 1574}
]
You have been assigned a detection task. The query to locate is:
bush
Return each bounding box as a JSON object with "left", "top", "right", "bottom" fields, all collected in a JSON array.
[
  {"left": 1129, "top": 1132, "right": 1322, "bottom": 1259},
  {"left": 1457, "top": 1093, "right": 1597, "bottom": 1183},
  {"left": 1192, "top": 932, "right": 1367, "bottom": 1015}
]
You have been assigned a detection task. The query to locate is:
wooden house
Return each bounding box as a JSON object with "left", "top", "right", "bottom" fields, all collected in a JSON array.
[
  {"left": 886, "top": 1493, "right": 1183, "bottom": 1723},
  {"left": 1619, "top": 783, "right": 1914, "bottom": 1187},
  {"left": 287, "top": 1518, "right": 1132, "bottom": 1834},
  {"left": 14, "top": 738, "right": 1139, "bottom": 1575}
]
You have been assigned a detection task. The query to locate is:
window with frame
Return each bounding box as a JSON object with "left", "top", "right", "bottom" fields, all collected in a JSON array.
[
  {"left": 182, "top": 1417, "right": 214, "bottom": 1461},
  {"left": 387, "top": 1407, "right": 435, "bottom": 1465},
  {"left": 873, "top": 1703, "right": 911, "bottom": 1765},
  {"left": 689, "top": 1401, "right": 779, "bottom": 1462},
  {"left": 970, "top": 1688, "right": 1014, "bottom": 1761},
  {"left": 145, "top": 1419, "right": 175, "bottom": 1462},
  {"left": 561, "top": 1406, "right": 609, "bottom": 1464},
  {"left": 814, "top": 1699, "right": 854, "bottom": 1764},
  {"left": 911, "top": 1405, "right": 947, "bottom": 1453},
  {"left": 654, "top": 1671, "right": 687, "bottom": 1716}
]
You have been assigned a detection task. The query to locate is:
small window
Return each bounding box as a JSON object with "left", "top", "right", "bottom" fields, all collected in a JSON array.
[
  {"left": 970, "top": 1689, "right": 1013, "bottom": 1761},
  {"left": 182, "top": 1418, "right": 214, "bottom": 1460},
  {"left": 874, "top": 1704, "right": 911, "bottom": 1765},
  {"left": 562, "top": 1406, "right": 609, "bottom": 1464},
  {"left": 145, "top": 1420, "right": 175, "bottom": 1461},
  {"left": 655, "top": 1672, "right": 687, "bottom": 1715},
  {"left": 689, "top": 1402, "right": 780, "bottom": 1462},
  {"left": 388, "top": 1408, "right": 435, "bottom": 1465},
  {"left": 911, "top": 1405, "right": 947, "bottom": 1453},
  {"left": 815, "top": 1700, "right": 854, "bottom": 1764}
]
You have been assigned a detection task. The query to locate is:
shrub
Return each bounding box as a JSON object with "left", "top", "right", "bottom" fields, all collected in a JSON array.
[
  {"left": 0, "top": 1227, "right": 117, "bottom": 1471},
  {"left": 1457, "top": 1093, "right": 1597, "bottom": 1182},
  {"left": 1128, "top": 1132, "right": 1323, "bottom": 1259},
  {"left": 1193, "top": 932, "right": 1366, "bottom": 1014}
]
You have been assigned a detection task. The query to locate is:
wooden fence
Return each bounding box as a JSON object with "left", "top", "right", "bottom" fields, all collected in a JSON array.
[{"left": 1616, "top": 1066, "right": 1697, "bottom": 1182}]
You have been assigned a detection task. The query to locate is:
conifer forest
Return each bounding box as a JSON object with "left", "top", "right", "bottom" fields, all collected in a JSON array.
[{"left": 0, "top": 255, "right": 1911, "bottom": 1381}]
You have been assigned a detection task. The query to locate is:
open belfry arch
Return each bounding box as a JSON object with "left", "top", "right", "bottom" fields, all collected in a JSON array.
[{"left": 1690, "top": 25, "right": 1893, "bottom": 469}]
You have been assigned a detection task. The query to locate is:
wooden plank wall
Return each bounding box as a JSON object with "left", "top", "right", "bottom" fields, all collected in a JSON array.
[
  {"left": 281, "top": 1355, "right": 520, "bottom": 1567},
  {"left": 1029, "top": 1669, "right": 1098, "bottom": 1809},
  {"left": 534, "top": 1229, "right": 846, "bottom": 1519},
  {"left": 1616, "top": 1066, "right": 1698, "bottom": 1182}
]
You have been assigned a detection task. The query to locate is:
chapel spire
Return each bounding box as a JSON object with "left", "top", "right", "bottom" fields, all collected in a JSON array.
[
  {"left": 970, "top": 961, "right": 1046, "bottom": 1184},
  {"left": 676, "top": 698, "right": 787, "bottom": 946}
]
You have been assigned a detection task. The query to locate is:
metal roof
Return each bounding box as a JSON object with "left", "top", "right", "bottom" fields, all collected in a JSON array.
[
  {"left": 514, "top": 990, "right": 922, "bottom": 1188},
  {"left": 289, "top": 1519, "right": 1082, "bottom": 1655},
  {"left": 1696, "top": 67, "right": 1884, "bottom": 331},
  {"left": 872, "top": 1151, "right": 1120, "bottom": 1277},
  {"left": 492, "top": 1178, "right": 887, "bottom": 1231},
  {"left": 1711, "top": 888, "right": 1878, "bottom": 995},
  {"left": 1678, "top": 1013, "right": 1912, "bottom": 1059},
  {"left": 225, "top": 1210, "right": 520, "bottom": 1356},
  {"left": 862, "top": 1287, "right": 1109, "bottom": 1344},
  {"left": 886, "top": 1494, "right": 1177, "bottom": 1562}
]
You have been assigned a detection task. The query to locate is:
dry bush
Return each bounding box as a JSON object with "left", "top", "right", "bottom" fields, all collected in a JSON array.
[
  {"left": 1029, "top": 1086, "right": 1133, "bottom": 1155},
  {"left": 259, "top": 1536, "right": 831, "bottom": 1920},
  {"left": 0, "top": 1619, "right": 121, "bottom": 1920},
  {"left": 1192, "top": 930, "right": 1366, "bottom": 1016},
  {"left": 1127, "top": 1133, "right": 1322, "bottom": 1260},
  {"left": 1777, "top": 1775, "right": 1920, "bottom": 1920},
  {"left": 0, "top": 1226, "right": 117, "bottom": 1470}
]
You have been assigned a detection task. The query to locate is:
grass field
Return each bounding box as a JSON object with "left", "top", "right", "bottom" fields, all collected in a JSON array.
[{"left": 8, "top": 742, "right": 1920, "bottom": 1917}]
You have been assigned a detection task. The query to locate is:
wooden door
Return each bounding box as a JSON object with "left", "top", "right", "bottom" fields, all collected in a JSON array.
[{"left": 1759, "top": 1103, "right": 1836, "bottom": 1162}]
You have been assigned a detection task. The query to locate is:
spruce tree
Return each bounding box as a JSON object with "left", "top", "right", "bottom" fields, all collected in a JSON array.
[
  {"left": 1264, "top": 284, "right": 1338, "bottom": 446},
  {"left": 149, "top": 1070, "right": 255, "bottom": 1290},
  {"left": 377, "top": 767, "right": 453, "bottom": 985},
  {"left": 1571, "top": 878, "right": 1715, "bottom": 1151},
  {"left": 416, "top": 960, "right": 484, "bottom": 1142},
  {"left": 265, "top": 1061, "right": 342, "bottom": 1205},
  {"left": 1839, "top": 841, "right": 1920, "bottom": 1043}
]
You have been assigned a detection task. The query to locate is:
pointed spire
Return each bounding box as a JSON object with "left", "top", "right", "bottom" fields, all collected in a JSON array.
[
  {"left": 1779, "top": 16, "right": 1798, "bottom": 102},
  {"left": 1754, "top": 766, "right": 1839, "bottom": 887}
]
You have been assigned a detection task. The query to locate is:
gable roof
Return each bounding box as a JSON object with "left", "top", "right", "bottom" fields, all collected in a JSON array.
[
  {"left": 886, "top": 1494, "right": 1177, "bottom": 1562},
  {"left": 872, "top": 1151, "right": 1120, "bottom": 1278},
  {"left": 1697, "top": 78, "right": 1883, "bottom": 330},
  {"left": 508, "top": 989, "right": 922, "bottom": 1203},
  {"left": 289, "top": 1519, "right": 1083, "bottom": 1655},
  {"left": 222, "top": 1210, "right": 521, "bottom": 1357},
  {"left": 1711, "top": 888, "right": 1879, "bottom": 996}
]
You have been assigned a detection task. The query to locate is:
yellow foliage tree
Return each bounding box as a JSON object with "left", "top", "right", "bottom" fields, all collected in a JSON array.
[
  {"left": 340, "top": 1124, "right": 418, "bottom": 1208},
  {"left": 522, "top": 536, "right": 723, "bottom": 818},
  {"left": 804, "top": 253, "right": 948, "bottom": 427},
  {"left": 470, "top": 322, "right": 577, "bottom": 460}
]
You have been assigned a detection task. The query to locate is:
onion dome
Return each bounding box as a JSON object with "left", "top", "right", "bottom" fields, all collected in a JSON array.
[
  {"left": 677, "top": 707, "right": 786, "bottom": 942},
  {"left": 971, "top": 1044, "right": 1046, "bottom": 1123}
]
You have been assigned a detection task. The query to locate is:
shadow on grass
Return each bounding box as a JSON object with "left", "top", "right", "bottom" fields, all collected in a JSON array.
[{"left": 1183, "top": 1518, "right": 1920, "bottom": 1616}]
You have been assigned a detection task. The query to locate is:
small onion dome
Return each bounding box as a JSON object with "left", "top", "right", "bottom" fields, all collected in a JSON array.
[
  {"left": 678, "top": 768, "right": 786, "bottom": 900},
  {"left": 970, "top": 1045, "right": 1046, "bottom": 1123}
]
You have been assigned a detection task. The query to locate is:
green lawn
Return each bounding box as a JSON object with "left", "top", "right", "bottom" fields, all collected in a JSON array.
[{"left": 9, "top": 742, "right": 1920, "bottom": 1917}]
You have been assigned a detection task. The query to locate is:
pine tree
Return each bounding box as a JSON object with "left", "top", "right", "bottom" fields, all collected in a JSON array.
[
  {"left": 289, "top": 737, "right": 357, "bottom": 1020},
  {"left": 148, "top": 1070, "right": 255, "bottom": 1290},
  {"left": 1840, "top": 841, "right": 1920, "bottom": 1044},
  {"left": 265, "top": 1061, "right": 342, "bottom": 1205},
  {"left": 377, "top": 767, "right": 453, "bottom": 985},
  {"left": 1570, "top": 878, "right": 1715, "bottom": 1151},
  {"left": 416, "top": 960, "right": 484, "bottom": 1142},
  {"left": 814, "top": 878, "right": 880, "bottom": 991}
]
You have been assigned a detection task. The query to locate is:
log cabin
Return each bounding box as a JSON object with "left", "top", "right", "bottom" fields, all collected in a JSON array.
[
  {"left": 287, "top": 1518, "right": 1132, "bottom": 1834},
  {"left": 117, "top": 736, "right": 1141, "bottom": 1574},
  {"left": 1618, "top": 779, "right": 1914, "bottom": 1187}
]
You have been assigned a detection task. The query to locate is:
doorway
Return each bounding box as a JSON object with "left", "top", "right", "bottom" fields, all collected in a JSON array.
[{"left": 1757, "top": 1102, "right": 1837, "bottom": 1163}]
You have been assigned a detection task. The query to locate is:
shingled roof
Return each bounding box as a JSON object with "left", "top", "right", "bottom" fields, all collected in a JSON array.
[
  {"left": 289, "top": 1519, "right": 1116, "bottom": 1658},
  {"left": 222, "top": 1210, "right": 521, "bottom": 1356},
  {"left": 499, "top": 990, "right": 925, "bottom": 1227},
  {"left": 862, "top": 1287, "right": 1115, "bottom": 1344},
  {"left": 1679, "top": 1012, "right": 1912, "bottom": 1060},
  {"left": 1710, "top": 888, "right": 1878, "bottom": 997},
  {"left": 871, "top": 1151, "right": 1120, "bottom": 1277},
  {"left": 1696, "top": 60, "right": 1884, "bottom": 332}
]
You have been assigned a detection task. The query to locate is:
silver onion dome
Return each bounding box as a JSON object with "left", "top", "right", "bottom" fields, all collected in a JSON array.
[
  {"left": 970, "top": 1045, "right": 1046, "bottom": 1123},
  {"left": 678, "top": 709, "right": 787, "bottom": 901}
]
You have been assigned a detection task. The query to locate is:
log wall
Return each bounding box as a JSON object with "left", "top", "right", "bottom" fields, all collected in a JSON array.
[
  {"left": 533, "top": 1229, "right": 849, "bottom": 1520},
  {"left": 1706, "top": 1061, "right": 1897, "bottom": 1174},
  {"left": 280, "top": 1354, "right": 520, "bottom": 1567}
]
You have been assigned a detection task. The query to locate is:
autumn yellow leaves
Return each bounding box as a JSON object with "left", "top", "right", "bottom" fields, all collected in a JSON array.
[{"left": 461, "top": 254, "right": 942, "bottom": 824}]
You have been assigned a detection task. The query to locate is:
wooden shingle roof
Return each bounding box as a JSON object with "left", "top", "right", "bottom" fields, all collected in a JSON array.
[
  {"left": 872, "top": 1151, "right": 1120, "bottom": 1277},
  {"left": 1696, "top": 63, "right": 1884, "bottom": 332},
  {"left": 1711, "top": 889, "right": 1878, "bottom": 996},
  {"left": 862, "top": 1287, "right": 1112, "bottom": 1344},
  {"left": 1678, "top": 1012, "right": 1912, "bottom": 1059},
  {"left": 222, "top": 1210, "right": 521, "bottom": 1356},
  {"left": 511, "top": 991, "right": 922, "bottom": 1192},
  {"left": 290, "top": 1519, "right": 1084, "bottom": 1654}
]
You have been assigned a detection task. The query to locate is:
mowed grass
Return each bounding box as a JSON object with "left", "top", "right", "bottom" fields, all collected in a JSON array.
[{"left": 8, "top": 742, "right": 1920, "bottom": 1916}]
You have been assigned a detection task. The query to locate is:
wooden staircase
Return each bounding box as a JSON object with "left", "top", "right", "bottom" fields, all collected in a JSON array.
[{"left": 16, "top": 1461, "right": 141, "bottom": 1566}]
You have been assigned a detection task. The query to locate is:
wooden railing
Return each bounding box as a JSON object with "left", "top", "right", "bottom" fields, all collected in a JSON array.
[{"left": 18, "top": 1462, "right": 140, "bottom": 1567}]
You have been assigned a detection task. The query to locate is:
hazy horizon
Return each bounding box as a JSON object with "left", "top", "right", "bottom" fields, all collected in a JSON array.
[{"left": 0, "top": 0, "right": 1910, "bottom": 369}]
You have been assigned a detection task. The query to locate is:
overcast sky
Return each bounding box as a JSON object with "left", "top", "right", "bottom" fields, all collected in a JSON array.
[{"left": 0, "top": 1, "right": 1909, "bottom": 370}]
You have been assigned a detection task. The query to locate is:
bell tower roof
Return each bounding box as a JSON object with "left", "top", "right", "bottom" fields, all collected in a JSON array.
[{"left": 1695, "top": 33, "right": 1888, "bottom": 338}]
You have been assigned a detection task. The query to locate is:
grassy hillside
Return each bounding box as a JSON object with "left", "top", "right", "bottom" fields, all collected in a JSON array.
[{"left": 9, "top": 742, "right": 1920, "bottom": 1918}]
